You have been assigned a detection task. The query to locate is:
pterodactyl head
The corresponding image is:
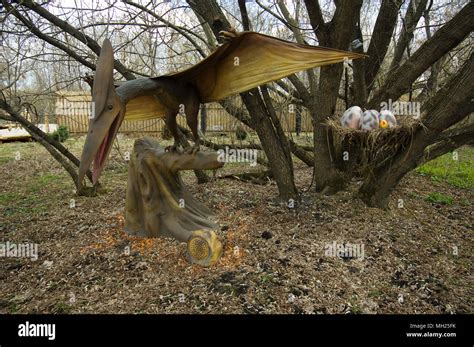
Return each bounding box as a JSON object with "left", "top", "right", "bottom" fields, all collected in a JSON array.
[{"left": 78, "top": 39, "right": 125, "bottom": 187}]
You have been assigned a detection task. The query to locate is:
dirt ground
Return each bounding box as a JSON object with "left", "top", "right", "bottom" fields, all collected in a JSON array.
[{"left": 0, "top": 135, "right": 472, "bottom": 314}]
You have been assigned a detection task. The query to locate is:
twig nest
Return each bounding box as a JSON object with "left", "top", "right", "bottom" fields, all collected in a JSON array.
[{"left": 186, "top": 230, "right": 222, "bottom": 266}]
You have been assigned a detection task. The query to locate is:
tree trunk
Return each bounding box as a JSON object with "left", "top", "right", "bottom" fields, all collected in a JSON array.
[
  {"left": 351, "top": 22, "right": 367, "bottom": 106},
  {"left": 240, "top": 91, "right": 297, "bottom": 199},
  {"left": 295, "top": 104, "right": 302, "bottom": 136},
  {"left": 187, "top": 0, "right": 298, "bottom": 200},
  {"left": 305, "top": 0, "right": 363, "bottom": 194},
  {"left": 200, "top": 104, "right": 207, "bottom": 135},
  {"left": 364, "top": 0, "right": 404, "bottom": 92},
  {"left": 311, "top": 76, "right": 347, "bottom": 194}
]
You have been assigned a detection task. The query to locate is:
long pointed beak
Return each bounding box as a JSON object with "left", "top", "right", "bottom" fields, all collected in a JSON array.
[
  {"left": 78, "top": 95, "right": 124, "bottom": 186},
  {"left": 78, "top": 39, "right": 124, "bottom": 187}
]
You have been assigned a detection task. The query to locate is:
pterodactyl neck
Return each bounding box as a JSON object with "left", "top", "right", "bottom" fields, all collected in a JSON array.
[{"left": 116, "top": 78, "right": 180, "bottom": 104}]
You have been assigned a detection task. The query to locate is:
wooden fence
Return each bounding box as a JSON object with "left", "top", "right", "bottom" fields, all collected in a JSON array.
[
  {"left": 56, "top": 107, "right": 318, "bottom": 134},
  {"left": 55, "top": 91, "right": 345, "bottom": 134}
]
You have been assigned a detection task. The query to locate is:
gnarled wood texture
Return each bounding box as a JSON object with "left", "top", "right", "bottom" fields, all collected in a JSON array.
[{"left": 124, "top": 138, "right": 223, "bottom": 242}]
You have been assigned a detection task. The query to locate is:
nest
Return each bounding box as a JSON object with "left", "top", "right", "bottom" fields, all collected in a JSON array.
[{"left": 326, "top": 116, "right": 422, "bottom": 177}]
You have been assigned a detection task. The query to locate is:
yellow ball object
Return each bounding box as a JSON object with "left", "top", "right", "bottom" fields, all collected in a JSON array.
[
  {"left": 186, "top": 230, "right": 222, "bottom": 266},
  {"left": 380, "top": 119, "right": 389, "bottom": 129}
]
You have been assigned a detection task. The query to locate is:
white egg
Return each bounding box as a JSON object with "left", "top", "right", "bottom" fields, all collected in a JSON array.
[{"left": 340, "top": 106, "right": 363, "bottom": 129}]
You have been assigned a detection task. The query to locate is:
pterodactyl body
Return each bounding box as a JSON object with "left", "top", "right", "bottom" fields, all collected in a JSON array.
[{"left": 79, "top": 30, "right": 366, "bottom": 186}]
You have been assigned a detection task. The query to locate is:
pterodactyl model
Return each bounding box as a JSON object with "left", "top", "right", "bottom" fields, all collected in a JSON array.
[{"left": 78, "top": 30, "right": 366, "bottom": 187}]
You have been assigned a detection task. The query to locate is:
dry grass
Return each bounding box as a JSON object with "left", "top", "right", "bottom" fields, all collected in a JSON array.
[{"left": 0, "top": 135, "right": 472, "bottom": 314}]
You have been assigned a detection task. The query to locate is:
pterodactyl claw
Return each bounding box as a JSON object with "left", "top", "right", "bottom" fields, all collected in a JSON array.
[
  {"left": 218, "top": 28, "right": 238, "bottom": 42},
  {"left": 184, "top": 145, "right": 200, "bottom": 155},
  {"left": 165, "top": 145, "right": 182, "bottom": 153}
]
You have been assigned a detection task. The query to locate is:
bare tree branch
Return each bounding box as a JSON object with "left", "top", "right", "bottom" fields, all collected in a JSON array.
[
  {"left": 364, "top": 0, "right": 403, "bottom": 92},
  {"left": 18, "top": 0, "right": 136, "bottom": 80},
  {"left": 303, "top": 0, "right": 327, "bottom": 42},
  {"left": 422, "top": 123, "right": 474, "bottom": 163},
  {"left": 420, "top": 52, "right": 474, "bottom": 133},
  {"left": 0, "top": 96, "right": 95, "bottom": 189},
  {"left": 3, "top": 1, "right": 96, "bottom": 71},
  {"left": 390, "top": 0, "right": 429, "bottom": 70},
  {"left": 123, "top": 0, "right": 209, "bottom": 58},
  {"left": 367, "top": 2, "right": 474, "bottom": 109},
  {"left": 277, "top": 0, "right": 317, "bottom": 94},
  {"left": 238, "top": 0, "right": 251, "bottom": 31}
]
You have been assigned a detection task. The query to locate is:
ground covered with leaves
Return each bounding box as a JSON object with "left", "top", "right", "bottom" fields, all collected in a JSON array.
[{"left": 0, "top": 135, "right": 472, "bottom": 314}]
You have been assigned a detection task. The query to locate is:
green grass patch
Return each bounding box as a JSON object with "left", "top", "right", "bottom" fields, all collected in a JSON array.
[
  {"left": 416, "top": 147, "right": 474, "bottom": 189},
  {"left": 1, "top": 194, "right": 49, "bottom": 216},
  {"left": 459, "top": 199, "right": 471, "bottom": 207},
  {"left": 260, "top": 274, "right": 274, "bottom": 284},
  {"left": 424, "top": 192, "right": 454, "bottom": 205},
  {"left": 53, "top": 301, "right": 72, "bottom": 314},
  {"left": 408, "top": 191, "right": 422, "bottom": 199},
  {"left": 0, "top": 156, "right": 11, "bottom": 164},
  {"left": 9, "top": 302, "right": 19, "bottom": 314},
  {"left": 27, "top": 173, "right": 64, "bottom": 197},
  {"left": 0, "top": 192, "right": 22, "bottom": 206},
  {"left": 0, "top": 174, "right": 61, "bottom": 216},
  {"left": 37, "top": 173, "right": 61, "bottom": 184},
  {"left": 29, "top": 173, "right": 62, "bottom": 192},
  {"left": 368, "top": 289, "right": 383, "bottom": 298}
]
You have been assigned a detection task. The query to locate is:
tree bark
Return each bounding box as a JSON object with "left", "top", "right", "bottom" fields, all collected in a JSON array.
[
  {"left": 351, "top": 21, "right": 367, "bottom": 106},
  {"left": 422, "top": 123, "right": 474, "bottom": 164},
  {"left": 364, "top": 0, "right": 404, "bottom": 92},
  {"left": 240, "top": 91, "right": 298, "bottom": 198},
  {"left": 217, "top": 100, "right": 310, "bottom": 167},
  {"left": 200, "top": 104, "right": 207, "bottom": 135},
  {"left": 305, "top": 0, "right": 363, "bottom": 194}
]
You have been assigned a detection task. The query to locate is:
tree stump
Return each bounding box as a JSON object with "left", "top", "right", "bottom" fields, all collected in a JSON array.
[
  {"left": 124, "top": 137, "right": 224, "bottom": 266},
  {"left": 186, "top": 230, "right": 223, "bottom": 266}
]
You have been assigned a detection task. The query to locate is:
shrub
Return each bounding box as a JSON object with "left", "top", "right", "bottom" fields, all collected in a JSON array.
[
  {"left": 50, "top": 125, "right": 70, "bottom": 142},
  {"left": 235, "top": 126, "right": 247, "bottom": 141}
]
